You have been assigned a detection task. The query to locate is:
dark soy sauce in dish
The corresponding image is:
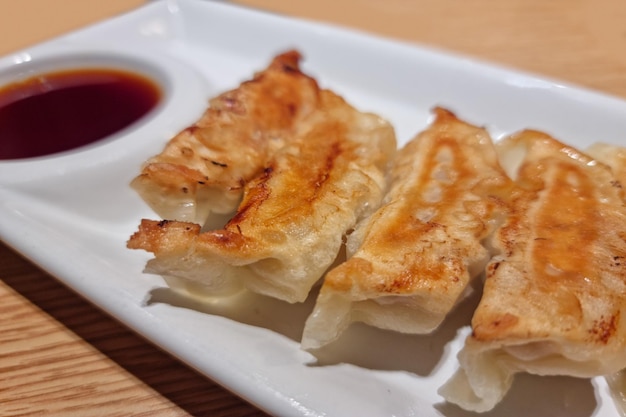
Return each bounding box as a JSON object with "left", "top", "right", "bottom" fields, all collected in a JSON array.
[{"left": 0, "top": 68, "right": 161, "bottom": 160}]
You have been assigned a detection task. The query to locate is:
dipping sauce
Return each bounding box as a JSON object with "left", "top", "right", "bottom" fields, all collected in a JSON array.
[{"left": 0, "top": 68, "right": 161, "bottom": 160}]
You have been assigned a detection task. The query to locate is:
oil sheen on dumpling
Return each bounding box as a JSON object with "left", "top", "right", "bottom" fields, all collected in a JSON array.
[
  {"left": 586, "top": 142, "right": 626, "bottom": 187},
  {"left": 439, "top": 131, "right": 626, "bottom": 412},
  {"left": 127, "top": 90, "right": 396, "bottom": 303},
  {"left": 301, "top": 108, "right": 511, "bottom": 350},
  {"left": 131, "top": 50, "right": 322, "bottom": 224}
]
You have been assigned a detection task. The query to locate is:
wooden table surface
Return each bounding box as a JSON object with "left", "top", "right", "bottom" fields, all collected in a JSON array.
[{"left": 1, "top": 1, "right": 625, "bottom": 416}]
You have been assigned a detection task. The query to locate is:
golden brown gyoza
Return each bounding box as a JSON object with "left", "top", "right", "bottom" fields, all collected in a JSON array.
[
  {"left": 439, "top": 131, "right": 626, "bottom": 412},
  {"left": 589, "top": 142, "right": 626, "bottom": 414},
  {"left": 127, "top": 90, "right": 396, "bottom": 303},
  {"left": 131, "top": 50, "right": 322, "bottom": 224},
  {"left": 587, "top": 142, "right": 626, "bottom": 187},
  {"left": 301, "top": 108, "right": 511, "bottom": 350}
]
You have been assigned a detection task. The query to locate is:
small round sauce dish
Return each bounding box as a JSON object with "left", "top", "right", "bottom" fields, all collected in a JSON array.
[
  {"left": 0, "top": 65, "right": 161, "bottom": 160},
  {"left": 0, "top": 45, "right": 209, "bottom": 180}
]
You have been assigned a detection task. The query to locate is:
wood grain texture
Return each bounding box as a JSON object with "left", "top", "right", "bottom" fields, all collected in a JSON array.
[
  {"left": 0, "top": 242, "right": 267, "bottom": 417},
  {"left": 1, "top": 0, "right": 626, "bottom": 416},
  {"left": 0, "top": 0, "right": 145, "bottom": 55}
]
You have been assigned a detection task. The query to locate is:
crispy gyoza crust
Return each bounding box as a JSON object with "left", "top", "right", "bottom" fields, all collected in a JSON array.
[
  {"left": 131, "top": 50, "right": 321, "bottom": 224},
  {"left": 440, "top": 131, "right": 626, "bottom": 412},
  {"left": 301, "top": 108, "right": 512, "bottom": 349},
  {"left": 127, "top": 90, "right": 397, "bottom": 303},
  {"left": 586, "top": 142, "right": 626, "bottom": 188}
]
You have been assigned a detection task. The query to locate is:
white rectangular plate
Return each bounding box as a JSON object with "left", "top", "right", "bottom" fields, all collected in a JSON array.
[{"left": 0, "top": 1, "right": 624, "bottom": 416}]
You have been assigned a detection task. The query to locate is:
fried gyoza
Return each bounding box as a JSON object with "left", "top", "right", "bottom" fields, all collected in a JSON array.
[
  {"left": 587, "top": 142, "right": 626, "bottom": 187},
  {"left": 127, "top": 90, "right": 396, "bottom": 303},
  {"left": 301, "top": 108, "right": 511, "bottom": 350},
  {"left": 439, "top": 131, "right": 626, "bottom": 412},
  {"left": 131, "top": 50, "right": 322, "bottom": 224}
]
